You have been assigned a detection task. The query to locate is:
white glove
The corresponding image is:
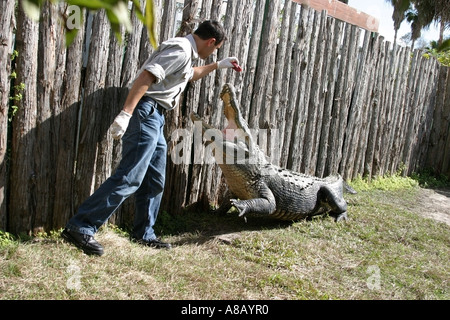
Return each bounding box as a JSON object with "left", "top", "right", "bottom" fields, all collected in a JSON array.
[
  {"left": 111, "top": 110, "right": 132, "bottom": 140},
  {"left": 217, "top": 57, "right": 240, "bottom": 69}
]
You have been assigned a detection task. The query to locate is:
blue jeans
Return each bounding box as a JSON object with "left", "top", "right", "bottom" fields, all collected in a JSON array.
[{"left": 66, "top": 96, "right": 167, "bottom": 241}]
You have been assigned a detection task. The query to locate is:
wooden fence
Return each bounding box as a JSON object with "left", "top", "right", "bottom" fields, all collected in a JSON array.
[{"left": 0, "top": 0, "right": 448, "bottom": 235}]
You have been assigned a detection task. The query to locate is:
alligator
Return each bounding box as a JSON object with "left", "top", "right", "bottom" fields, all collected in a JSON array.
[{"left": 190, "top": 83, "right": 355, "bottom": 222}]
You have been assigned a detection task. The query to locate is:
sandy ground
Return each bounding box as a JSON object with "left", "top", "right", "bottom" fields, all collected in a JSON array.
[{"left": 412, "top": 188, "right": 450, "bottom": 227}]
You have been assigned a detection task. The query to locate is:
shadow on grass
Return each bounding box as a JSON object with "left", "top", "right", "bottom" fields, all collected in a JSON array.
[
  {"left": 152, "top": 207, "right": 340, "bottom": 247},
  {"left": 153, "top": 209, "right": 298, "bottom": 246}
]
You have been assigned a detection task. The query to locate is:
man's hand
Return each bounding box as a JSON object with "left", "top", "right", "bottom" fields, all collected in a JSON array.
[
  {"left": 217, "top": 57, "right": 240, "bottom": 70},
  {"left": 111, "top": 110, "right": 132, "bottom": 140}
]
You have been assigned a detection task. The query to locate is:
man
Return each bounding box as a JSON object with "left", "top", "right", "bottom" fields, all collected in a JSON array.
[{"left": 62, "top": 20, "right": 240, "bottom": 256}]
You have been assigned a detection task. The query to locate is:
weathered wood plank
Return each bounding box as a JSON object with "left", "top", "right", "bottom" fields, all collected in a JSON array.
[
  {"left": 233, "top": 0, "right": 255, "bottom": 102},
  {"left": 74, "top": 10, "right": 111, "bottom": 206},
  {"left": 372, "top": 41, "right": 391, "bottom": 176},
  {"left": 389, "top": 46, "right": 411, "bottom": 175},
  {"left": 325, "top": 23, "right": 352, "bottom": 175},
  {"left": 316, "top": 17, "right": 341, "bottom": 178},
  {"left": 52, "top": 5, "right": 85, "bottom": 230},
  {"left": 270, "top": 0, "right": 293, "bottom": 165},
  {"left": 34, "top": 2, "right": 65, "bottom": 233},
  {"left": 289, "top": 7, "right": 320, "bottom": 172},
  {"left": 409, "top": 58, "right": 439, "bottom": 174},
  {"left": 0, "top": 0, "right": 15, "bottom": 230},
  {"left": 363, "top": 36, "right": 385, "bottom": 179},
  {"left": 353, "top": 35, "right": 383, "bottom": 178},
  {"left": 340, "top": 29, "right": 371, "bottom": 180},
  {"left": 282, "top": 6, "right": 313, "bottom": 169},
  {"left": 335, "top": 25, "right": 360, "bottom": 177},
  {"left": 139, "top": 0, "right": 162, "bottom": 66},
  {"left": 379, "top": 44, "right": 401, "bottom": 176},
  {"left": 384, "top": 46, "right": 406, "bottom": 175},
  {"left": 121, "top": 0, "right": 145, "bottom": 88},
  {"left": 301, "top": 10, "right": 327, "bottom": 175},
  {"left": 292, "top": 0, "right": 379, "bottom": 32},
  {"left": 240, "top": 0, "right": 266, "bottom": 119},
  {"left": 276, "top": 4, "right": 299, "bottom": 167},
  {"left": 441, "top": 68, "right": 450, "bottom": 176},
  {"left": 160, "top": 0, "right": 177, "bottom": 42},
  {"left": 426, "top": 66, "right": 450, "bottom": 174},
  {"left": 9, "top": 5, "right": 39, "bottom": 234},
  {"left": 249, "top": 0, "right": 282, "bottom": 130},
  {"left": 416, "top": 59, "right": 440, "bottom": 172},
  {"left": 401, "top": 50, "right": 423, "bottom": 175}
]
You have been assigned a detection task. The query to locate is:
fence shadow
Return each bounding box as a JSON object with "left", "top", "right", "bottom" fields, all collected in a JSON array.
[
  {"left": 156, "top": 209, "right": 296, "bottom": 246},
  {"left": 1, "top": 87, "right": 131, "bottom": 235}
]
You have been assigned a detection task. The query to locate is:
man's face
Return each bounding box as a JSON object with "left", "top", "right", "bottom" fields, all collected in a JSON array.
[{"left": 199, "top": 39, "right": 224, "bottom": 59}]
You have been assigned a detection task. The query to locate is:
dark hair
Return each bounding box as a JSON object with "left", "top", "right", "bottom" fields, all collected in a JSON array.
[{"left": 194, "top": 20, "right": 227, "bottom": 45}]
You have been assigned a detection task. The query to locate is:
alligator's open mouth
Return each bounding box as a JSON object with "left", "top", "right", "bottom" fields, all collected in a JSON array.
[
  {"left": 190, "top": 83, "right": 250, "bottom": 142},
  {"left": 190, "top": 83, "right": 268, "bottom": 165}
]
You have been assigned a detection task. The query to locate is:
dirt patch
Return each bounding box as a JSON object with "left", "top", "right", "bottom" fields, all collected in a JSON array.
[{"left": 411, "top": 188, "right": 450, "bottom": 227}]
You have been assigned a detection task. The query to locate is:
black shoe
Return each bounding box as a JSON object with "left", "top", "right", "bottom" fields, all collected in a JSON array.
[
  {"left": 134, "top": 238, "right": 172, "bottom": 250},
  {"left": 61, "top": 228, "right": 104, "bottom": 256}
]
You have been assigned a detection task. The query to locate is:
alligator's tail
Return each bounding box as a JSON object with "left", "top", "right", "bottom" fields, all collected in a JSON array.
[{"left": 344, "top": 182, "right": 357, "bottom": 194}]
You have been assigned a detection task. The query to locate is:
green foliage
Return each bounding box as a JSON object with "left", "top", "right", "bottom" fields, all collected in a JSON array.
[
  {"left": 106, "top": 224, "right": 129, "bottom": 238},
  {"left": 351, "top": 170, "right": 450, "bottom": 192},
  {"left": 351, "top": 174, "right": 419, "bottom": 192},
  {"left": 0, "top": 230, "right": 16, "bottom": 247},
  {"left": 410, "top": 168, "right": 450, "bottom": 188},
  {"left": 21, "top": 0, "right": 157, "bottom": 48},
  {"left": 423, "top": 38, "right": 450, "bottom": 66},
  {"left": 9, "top": 50, "right": 25, "bottom": 122},
  {"left": 9, "top": 83, "right": 25, "bottom": 121}
]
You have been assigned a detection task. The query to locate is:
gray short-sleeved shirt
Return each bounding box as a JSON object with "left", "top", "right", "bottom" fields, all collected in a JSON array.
[{"left": 137, "top": 34, "right": 199, "bottom": 110}]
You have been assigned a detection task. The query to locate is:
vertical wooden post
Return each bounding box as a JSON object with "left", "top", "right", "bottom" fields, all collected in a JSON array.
[
  {"left": 52, "top": 5, "right": 85, "bottom": 230},
  {"left": 9, "top": 3, "right": 39, "bottom": 234},
  {"left": 73, "top": 10, "right": 110, "bottom": 207},
  {"left": 0, "top": 0, "right": 15, "bottom": 230}
]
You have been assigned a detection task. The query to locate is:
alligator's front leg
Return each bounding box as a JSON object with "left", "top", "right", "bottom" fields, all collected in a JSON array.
[{"left": 231, "top": 182, "right": 276, "bottom": 217}]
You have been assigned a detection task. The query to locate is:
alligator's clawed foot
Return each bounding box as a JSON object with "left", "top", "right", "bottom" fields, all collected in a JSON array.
[
  {"left": 330, "top": 211, "right": 348, "bottom": 223},
  {"left": 231, "top": 199, "right": 249, "bottom": 217}
]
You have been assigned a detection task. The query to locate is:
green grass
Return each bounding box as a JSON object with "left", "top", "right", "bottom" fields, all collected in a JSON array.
[{"left": 0, "top": 175, "right": 449, "bottom": 300}]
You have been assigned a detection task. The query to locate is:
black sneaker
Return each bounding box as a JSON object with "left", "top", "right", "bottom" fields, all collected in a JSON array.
[
  {"left": 61, "top": 228, "right": 104, "bottom": 256},
  {"left": 134, "top": 238, "right": 172, "bottom": 250}
]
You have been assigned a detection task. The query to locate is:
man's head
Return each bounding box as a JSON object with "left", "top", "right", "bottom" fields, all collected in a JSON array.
[{"left": 193, "top": 20, "right": 226, "bottom": 59}]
